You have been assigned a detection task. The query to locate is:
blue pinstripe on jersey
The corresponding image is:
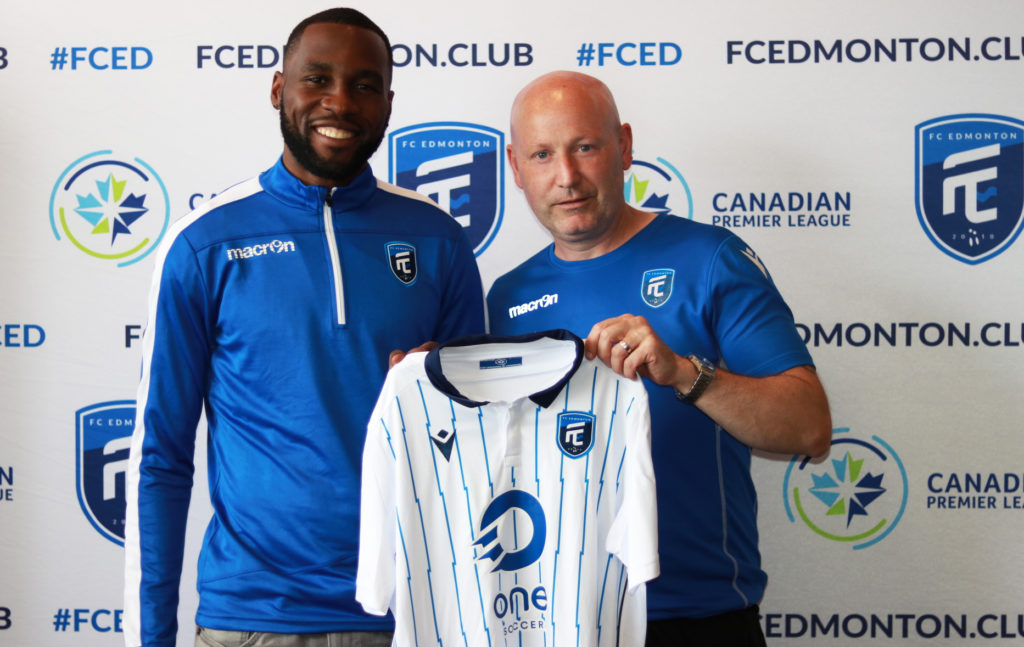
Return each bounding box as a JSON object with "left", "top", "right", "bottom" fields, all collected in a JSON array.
[
  {"left": 418, "top": 381, "right": 470, "bottom": 647},
  {"left": 451, "top": 398, "right": 494, "bottom": 647},
  {"left": 397, "top": 519, "right": 420, "bottom": 647},
  {"left": 398, "top": 393, "right": 443, "bottom": 644}
]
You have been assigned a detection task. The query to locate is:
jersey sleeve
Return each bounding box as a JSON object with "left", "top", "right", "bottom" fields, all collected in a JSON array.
[
  {"left": 356, "top": 371, "right": 401, "bottom": 616},
  {"left": 435, "top": 228, "right": 485, "bottom": 343},
  {"left": 707, "top": 234, "right": 813, "bottom": 376},
  {"left": 605, "top": 380, "right": 659, "bottom": 591},
  {"left": 123, "top": 232, "right": 210, "bottom": 647}
]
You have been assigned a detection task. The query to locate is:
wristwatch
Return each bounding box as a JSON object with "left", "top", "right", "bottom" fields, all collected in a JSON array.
[{"left": 675, "top": 355, "right": 716, "bottom": 404}]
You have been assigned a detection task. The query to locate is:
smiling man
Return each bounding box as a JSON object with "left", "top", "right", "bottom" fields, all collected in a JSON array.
[{"left": 123, "top": 8, "right": 484, "bottom": 647}]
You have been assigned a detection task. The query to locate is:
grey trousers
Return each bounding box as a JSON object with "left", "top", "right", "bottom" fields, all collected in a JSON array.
[{"left": 196, "top": 627, "right": 394, "bottom": 647}]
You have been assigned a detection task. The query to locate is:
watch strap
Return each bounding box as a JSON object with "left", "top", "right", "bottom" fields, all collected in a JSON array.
[{"left": 675, "top": 355, "right": 715, "bottom": 404}]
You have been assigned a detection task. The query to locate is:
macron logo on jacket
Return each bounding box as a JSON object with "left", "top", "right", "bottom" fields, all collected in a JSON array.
[{"left": 225, "top": 239, "right": 296, "bottom": 261}]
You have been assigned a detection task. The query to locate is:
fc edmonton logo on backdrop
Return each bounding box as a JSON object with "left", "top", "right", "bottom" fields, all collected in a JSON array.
[
  {"left": 389, "top": 122, "right": 504, "bottom": 256},
  {"left": 783, "top": 427, "right": 908, "bottom": 550},
  {"left": 626, "top": 154, "right": 693, "bottom": 219},
  {"left": 76, "top": 401, "right": 135, "bottom": 546},
  {"left": 641, "top": 269, "right": 674, "bottom": 308},
  {"left": 473, "top": 490, "right": 546, "bottom": 572},
  {"left": 50, "top": 150, "right": 170, "bottom": 267},
  {"left": 386, "top": 242, "right": 417, "bottom": 284},
  {"left": 556, "top": 411, "right": 595, "bottom": 458},
  {"left": 915, "top": 114, "right": 1024, "bottom": 264}
]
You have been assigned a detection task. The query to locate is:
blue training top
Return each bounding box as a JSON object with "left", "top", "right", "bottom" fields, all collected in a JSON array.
[
  {"left": 125, "top": 158, "right": 485, "bottom": 647},
  {"left": 487, "top": 214, "right": 812, "bottom": 620}
]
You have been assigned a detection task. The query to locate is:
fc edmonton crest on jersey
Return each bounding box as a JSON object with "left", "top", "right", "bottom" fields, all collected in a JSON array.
[
  {"left": 473, "top": 490, "right": 547, "bottom": 572},
  {"left": 389, "top": 122, "right": 504, "bottom": 256},
  {"left": 641, "top": 269, "right": 674, "bottom": 308},
  {"left": 431, "top": 428, "right": 456, "bottom": 461},
  {"left": 915, "top": 114, "right": 1024, "bottom": 264},
  {"left": 556, "top": 411, "right": 595, "bottom": 458},
  {"left": 386, "top": 242, "right": 417, "bottom": 284},
  {"left": 76, "top": 401, "right": 135, "bottom": 546}
]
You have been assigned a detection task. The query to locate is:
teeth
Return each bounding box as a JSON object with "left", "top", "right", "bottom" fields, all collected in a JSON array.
[{"left": 316, "top": 126, "right": 353, "bottom": 140}]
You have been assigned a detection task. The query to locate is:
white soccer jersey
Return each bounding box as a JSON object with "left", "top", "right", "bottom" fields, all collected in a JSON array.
[{"left": 357, "top": 330, "right": 659, "bottom": 647}]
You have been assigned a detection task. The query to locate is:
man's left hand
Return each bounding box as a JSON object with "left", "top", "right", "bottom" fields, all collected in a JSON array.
[{"left": 584, "top": 314, "right": 686, "bottom": 386}]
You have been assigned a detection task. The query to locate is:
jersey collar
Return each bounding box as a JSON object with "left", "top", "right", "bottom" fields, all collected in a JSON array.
[{"left": 423, "top": 329, "right": 584, "bottom": 408}]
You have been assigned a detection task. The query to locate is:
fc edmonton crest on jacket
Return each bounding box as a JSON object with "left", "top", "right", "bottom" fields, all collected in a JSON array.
[
  {"left": 915, "top": 114, "right": 1024, "bottom": 264},
  {"left": 557, "top": 411, "right": 595, "bottom": 457},
  {"left": 386, "top": 242, "right": 417, "bottom": 284},
  {"left": 641, "top": 268, "right": 674, "bottom": 308}
]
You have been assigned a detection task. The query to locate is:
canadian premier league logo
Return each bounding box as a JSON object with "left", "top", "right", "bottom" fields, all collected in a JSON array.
[
  {"left": 76, "top": 401, "right": 135, "bottom": 546},
  {"left": 915, "top": 114, "right": 1024, "bottom": 264},
  {"left": 389, "top": 122, "right": 504, "bottom": 256}
]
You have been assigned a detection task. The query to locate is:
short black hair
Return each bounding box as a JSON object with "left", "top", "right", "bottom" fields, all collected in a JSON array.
[{"left": 283, "top": 7, "right": 393, "bottom": 68}]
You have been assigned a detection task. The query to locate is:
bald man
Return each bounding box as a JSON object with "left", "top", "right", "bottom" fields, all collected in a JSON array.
[{"left": 487, "top": 71, "right": 831, "bottom": 646}]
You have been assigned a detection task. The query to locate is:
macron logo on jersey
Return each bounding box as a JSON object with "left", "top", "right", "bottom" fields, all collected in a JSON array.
[
  {"left": 225, "top": 239, "right": 296, "bottom": 261},
  {"left": 507, "top": 293, "right": 558, "bottom": 319},
  {"left": 431, "top": 428, "right": 456, "bottom": 461}
]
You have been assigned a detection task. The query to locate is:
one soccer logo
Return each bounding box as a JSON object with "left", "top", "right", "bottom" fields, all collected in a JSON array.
[
  {"left": 76, "top": 401, "right": 135, "bottom": 546},
  {"left": 641, "top": 269, "right": 674, "bottom": 308},
  {"left": 556, "top": 411, "right": 595, "bottom": 458},
  {"left": 915, "top": 114, "right": 1024, "bottom": 264},
  {"left": 386, "top": 242, "right": 417, "bottom": 284},
  {"left": 473, "top": 490, "right": 546, "bottom": 572},
  {"left": 783, "top": 428, "right": 907, "bottom": 550},
  {"left": 389, "top": 122, "right": 504, "bottom": 256}
]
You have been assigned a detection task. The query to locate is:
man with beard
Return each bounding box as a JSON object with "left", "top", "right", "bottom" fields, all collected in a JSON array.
[{"left": 123, "top": 8, "right": 484, "bottom": 647}]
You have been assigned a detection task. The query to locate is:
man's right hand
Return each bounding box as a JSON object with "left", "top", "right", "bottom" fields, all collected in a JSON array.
[{"left": 388, "top": 341, "right": 438, "bottom": 369}]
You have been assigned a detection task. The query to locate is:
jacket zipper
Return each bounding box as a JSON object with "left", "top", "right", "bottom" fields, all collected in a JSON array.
[{"left": 323, "top": 190, "right": 346, "bottom": 325}]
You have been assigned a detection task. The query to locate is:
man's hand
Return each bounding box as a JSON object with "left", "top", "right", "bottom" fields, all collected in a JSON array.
[
  {"left": 584, "top": 314, "right": 686, "bottom": 386},
  {"left": 584, "top": 313, "right": 831, "bottom": 456},
  {"left": 388, "top": 341, "right": 438, "bottom": 369}
]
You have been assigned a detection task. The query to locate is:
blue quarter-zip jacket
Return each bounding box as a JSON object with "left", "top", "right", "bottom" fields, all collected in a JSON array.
[{"left": 124, "top": 158, "right": 485, "bottom": 647}]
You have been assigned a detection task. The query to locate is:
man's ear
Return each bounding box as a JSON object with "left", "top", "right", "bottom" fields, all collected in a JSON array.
[
  {"left": 619, "top": 122, "right": 634, "bottom": 171},
  {"left": 507, "top": 144, "right": 524, "bottom": 189},
  {"left": 270, "top": 71, "right": 283, "bottom": 110}
]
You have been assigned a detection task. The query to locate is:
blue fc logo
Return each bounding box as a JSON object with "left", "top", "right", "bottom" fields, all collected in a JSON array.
[
  {"left": 389, "top": 122, "right": 504, "bottom": 256},
  {"left": 474, "top": 490, "right": 546, "bottom": 572},
  {"left": 556, "top": 411, "right": 595, "bottom": 458},
  {"left": 386, "top": 242, "right": 417, "bottom": 284},
  {"left": 641, "top": 269, "right": 674, "bottom": 308},
  {"left": 916, "top": 114, "right": 1024, "bottom": 264},
  {"left": 76, "top": 401, "right": 135, "bottom": 546}
]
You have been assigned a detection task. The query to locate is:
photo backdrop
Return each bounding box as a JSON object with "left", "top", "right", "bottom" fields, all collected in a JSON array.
[{"left": 2, "top": 1, "right": 1023, "bottom": 645}]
